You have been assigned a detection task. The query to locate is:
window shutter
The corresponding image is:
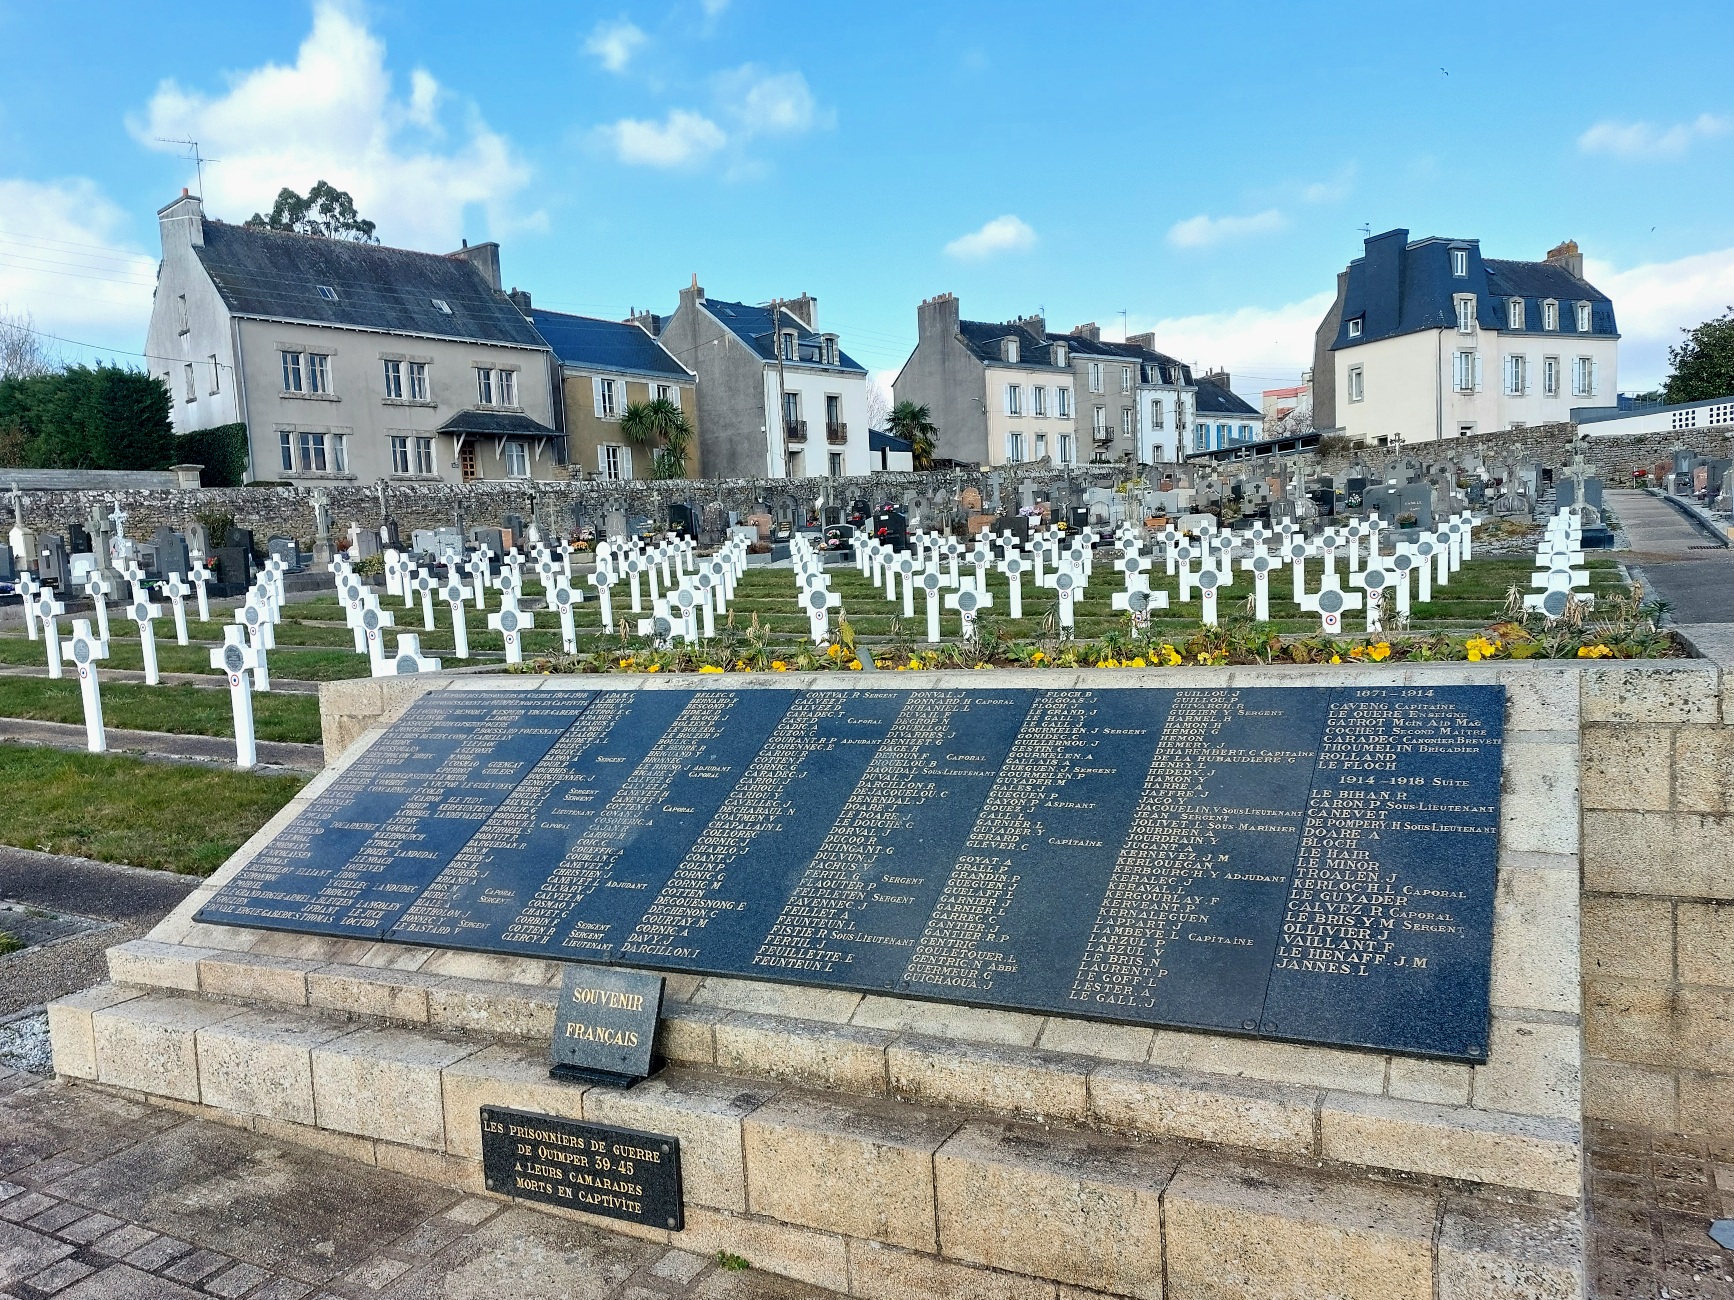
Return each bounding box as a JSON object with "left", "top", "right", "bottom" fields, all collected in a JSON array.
[
  {"left": 1590, "top": 359, "right": 1597, "bottom": 397},
  {"left": 592, "top": 377, "right": 604, "bottom": 418},
  {"left": 669, "top": 386, "right": 680, "bottom": 410},
  {"left": 1472, "top": 354, "right": 1482, "bottom": 392},
  {"left": 621, "top": 445, "right": 633, "bottom": 480}
]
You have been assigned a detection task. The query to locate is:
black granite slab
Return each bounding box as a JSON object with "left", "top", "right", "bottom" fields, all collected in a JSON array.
[
  {"left": 480, "top": 1107, "right": 682, "bottom": 1229},
  {"left": 196, "top": 684, "right": 1506, "bottom": 1060},
  {"left": 550, "top": 964, "right": 663, "bottom": 1086}
]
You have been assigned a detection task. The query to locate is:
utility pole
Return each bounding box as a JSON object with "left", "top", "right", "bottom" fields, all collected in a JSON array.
[{"left": 769, "top": 298, "right": 790, "bottom": 479}]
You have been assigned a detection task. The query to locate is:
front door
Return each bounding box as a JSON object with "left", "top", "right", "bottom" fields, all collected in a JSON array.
[{"left": 460, "top": 443, "right": 478, "bottom": 482}]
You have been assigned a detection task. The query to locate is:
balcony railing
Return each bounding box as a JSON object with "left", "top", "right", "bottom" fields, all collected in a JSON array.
[
  {"left": 826, "top": 421, "right": 848, "bottom": 444},
  {"left": 784, "top": 419, "right": 807, "bottom": 442}
]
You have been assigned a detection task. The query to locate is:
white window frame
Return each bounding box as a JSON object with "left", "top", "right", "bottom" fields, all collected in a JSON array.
[
  {"left": 1092, "top": 405, "right": 1108, "bottom": 436},
  {"left": 1003, "top": 338, "right": 1020, "bottom": 364},
  {"left": 281, "top": 351, "right": 303, "bottom": 393},
  {"left": 1056, "top": 386, "right": 1071, "bottom": 417},
  {"left": 498, "top": 368, "right": 517, "bottom": 407},
  {"left": 1504, "top": 354, "right": 1527, "bottom": 396},
  {"left": 1120, "top": 365, "right": 1132, "bottom": 393},
  {"left": 1453, "top": 350, "right": 1480, "bottom": 393},
  {"left": 1056, "top": 432, "right": 1072, "bottom": 465},
  {"left": 1006, "top": 384, "right": 1022, "bottom": 416},
  {"left": 1347, "top": 318, "right": 1363, "bottom": 338},
  {"left": 504, "top": 442, "right": 529, "bottom": 479},
  {"left": 1455, "top": 296, "right": 1477, "bottom": 334},
  {"left": 1542, "top": 300, "right": 1558, "bottom": 331},
  {"left": 278, "top": 431, "right": 293, "bottom": 472},
  {"left": 1088, "top": 362, "right": 1103, "bottom": 393},
  {"left": 414, "top": 437, "right": 435, "bottom": 476},
  {"left": 1572, "top": 356, "right": 1596, "bottom": 398},
  {"left": 1053, "top": 344, "right": 1067, "bottom": 367},
  {"left": 408, "top": 361, "right": 429, "bottom": 401},
  {"left": 600, "top": 444, "right": 629, "bottom": 481},
  {"left": 1451, "top": 248, "right": 1468, "bottom": 277},
  {"left": 307, "top": 353, "right": 331, "bottom": 394},
  {"left": 297, "top": 431, "right": 328, "bottom": 473},
  {"left": 390, "top": 436, "right": 410, "bottom": 475},
  {"left": 1149, "top": 398, "right": 1163, "bottom": 428},
  {"left": 1032, "top": 385, "right": 1047, "bottom": 416},
  {"left": 1543, "top": 356, "right": 1560, "bottom": 397},
  {"left": 383, "top": 359, "right": 403, "bottom": 399},
  {"left": 1034, "top": 432, "right": 1048, "bottom": 459},
  {"left": 208, "top": 355, "right": 220, "bottom": 395},
  {"left": 476, "top": 367, "right": 495, "bottom": 406},
  {"left": 183, "top": 363, "right": 196, "bottom": 402},
  {"left": 593, "top": 376, "right": 618, "bottom": 418},
  {"left": 1347, "top": 365, "right": 1364, "bottom": 403},
  {"left": 1508, "top": 298, "right": 1525, "bottom": 330},
  {"left": 781, "top": 331, "right": 797, "bottom": 361},
  {"left": 1121, "top": 406, "right": 1134, "bottom": 436},
  {"left": 1006, "top": 431, "right": 1025, "bottom": 463},
  {"left": 1576, "top": 302, "right": 1592, "bottom": 333}
]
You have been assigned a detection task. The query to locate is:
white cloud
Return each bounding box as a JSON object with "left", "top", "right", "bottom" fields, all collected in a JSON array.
[
  {"left": 700, "top": 0, "right": 729, "bottom": 14},
  {"left": 1578, "top": 114, "right": 1730, "bottom": 159},
  {"left": 1166, "top": 209, "right": 1287, "bottom": 250},
  {"left": 1126, "top": 292, "right": 1336, "bottom": 396},
  {"left": 716, "top": 66, "right": 827, "bottom": 136},
  {"left": 1299, "top": 163, "right": 1356, "bottom": 204},
  {"left": 598, "top": 109, "right": 728, "bottom": 167},
  {"left": 132, "top": 1, "right": 537, "bottom": 251},
  {"left": 944, "top": 215, "right": 1036, "bottom": 261},
  {"left": 585, "top": 19, "right": 647, "bottom": 74},
  {"left": 595, "top": 65, "right": 828, "bottom": 170},
  {"left": 0, "top": 177, "right": 156, "bottom": 346},
  {"left": 1587, "top": 246, "right": 1734, "bottom": 388}
]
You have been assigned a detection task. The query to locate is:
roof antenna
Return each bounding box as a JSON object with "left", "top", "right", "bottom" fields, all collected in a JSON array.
[
  {"left": 156, "top": 138, "right": 218, "bottom": 198},
  {"left": 1358, "top": 222, "right": 1372, "bottom": 237}
]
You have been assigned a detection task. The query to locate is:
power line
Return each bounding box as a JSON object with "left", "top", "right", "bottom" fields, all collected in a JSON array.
[{"left": 2, "top": 319, "right": 229, "bottom": 372}]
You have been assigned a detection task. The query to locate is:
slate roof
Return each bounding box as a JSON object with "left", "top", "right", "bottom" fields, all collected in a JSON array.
[
  {"left": 436, "top": 410, "right": 558, "bottom": 437},
  {"left": 193, "top": 222, "right": 546, "bottom": 348},
  {"left": 957, "top": 319, "right": 1068, "bottom": 371},
  {"left": 1194, "top": 379, "right": 1259, "bottom": 417},
  {"left": 702, "top": 298, "right": 867, "bottom": 372},
  {"left": 1066, "top": 335, "right": 1195, "bottom": 387},
  {"left": 529, "top": 308, "right": 689, "bottom": 379},
  {"left": 1333, "top": 229, "right": 1618, "bottom": 350},
  {"left": 870, "top": 428, "right": 912, "bottom": 452}
]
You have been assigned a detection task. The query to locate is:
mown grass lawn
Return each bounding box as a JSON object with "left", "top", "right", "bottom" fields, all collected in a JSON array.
[
  {"left": 0, "top": 676, "right": 322, "bottom": 743},
  {"left": 0, "top": 744, "right": 304, "bottom": 874}
]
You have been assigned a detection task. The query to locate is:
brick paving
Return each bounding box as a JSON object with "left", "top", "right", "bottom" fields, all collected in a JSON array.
[
  {"left": 0, "top": 1066, "right": 838, "bottom": 1300},
  {"left": 1588, "top": 1118, "right": 1734, "bottom": 1298}
]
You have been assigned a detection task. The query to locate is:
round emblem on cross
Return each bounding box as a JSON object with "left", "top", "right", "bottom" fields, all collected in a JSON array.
[
  {"left": 223, "top": 644, "right": 245, "bottom": 673},
  {"left": 922, "top": 574, "right": 941, "bottom": 592},
  {"left": 1198, "top": 569, "right": 1219, "bottom": 590},
  {"left": 1542, "top": 590, "right": 1568, "bottom": 618},
  {"left": 73, "top": 639, "right": 90, "bottom": 664},
  {"left": 396, "top": 655, "right": 419, "bottom": 674},
  {"left": 499, "top": 610, "right": 519, "bottom": 633},
  {"left": 1364, "top": 569, "right": 1388, "bottom": 590},
  {"left": 362, "top": 610, "right": 380, "bottom": 631},
  {"left": 1055, "top": 573, "right": 1074, "bottom": 591},
  {"left": 1319, "top": 589, "right": 1344, "bottom": 614}
]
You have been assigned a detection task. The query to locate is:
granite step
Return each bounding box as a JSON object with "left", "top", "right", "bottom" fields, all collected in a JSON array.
[
  {"left": 47, "top": 984, "right": 1583, "bottom": 1300},
  {"left": 98, "top": 937, "right": 1581, "bottom": 1199}
]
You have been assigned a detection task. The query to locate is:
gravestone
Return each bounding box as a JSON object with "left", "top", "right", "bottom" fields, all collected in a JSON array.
[
  {"left": 153, "top": 527, "right": 190, "bottom": 578},
  {"left": 267, "top": 536, "right": 300, "bottom": 571},
  {"left": 214, "top": 545, "right": 251, "bottom": 587},
  {"left": 184, "top": 521, "right": 210, "bottom": 558},
  {"left": 197, "top": 684, "right": 1507, "bottom": 1060},
  {"left": 37, "top": 535, "right": 68, "bottom": 586},
  {"left": 68, "top": 521, "right": 91, "bottom": 554}
]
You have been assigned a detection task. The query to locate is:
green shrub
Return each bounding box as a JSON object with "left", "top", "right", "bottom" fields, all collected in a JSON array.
[{"left": 173, "top": 423, "right": 249, "bottom": 486}]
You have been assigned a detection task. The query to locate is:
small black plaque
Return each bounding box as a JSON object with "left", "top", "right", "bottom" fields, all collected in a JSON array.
[
  {"left": 480, "top": 1106, "right": 683, "bottom": 1230},
  {"left": 551, "top": 963, "right": 663, "bottom": 1087}
]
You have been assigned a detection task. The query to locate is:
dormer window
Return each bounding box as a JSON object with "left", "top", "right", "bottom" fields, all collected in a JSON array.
[
  {"left": 780, "top": 331, "right": 797, "bottom": 361},
  {"left": 431, "top": 299, "right": 452, "bottom": 314},
  {"left": 1053, "top": 344, "right": 1067, "bottom": 367},
  {"left": 1347, "top": 317, "right": 1364, "bottom": 338},
  {"left": 821, "top": 334, "right": 838, "bottom": 366},
  {"left": 1508, "top": 299, "right": 1524, "bottom": 330},
  {"left": 1455, "top": 296, "right": 1477, "bottom": 334},
  {"left": 316, "top": 285, "right": 338, "bottom": 302},
  {"left": 1542, "top": 299, "right": 1559, "bottom": 331},
  {"left": 1003, "top": 338, "right": 1020, "bottom": 364},
  {"left": 1576, "top": 302, "right": 1592, "bottom": 332},
  {"left": 1451, "top": 248, "right": 1469, "bottom": 277}
]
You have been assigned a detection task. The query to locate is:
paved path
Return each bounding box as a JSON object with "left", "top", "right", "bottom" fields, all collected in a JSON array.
[
  {"left": 0, "top": 1069, "right": 834, "bottom": 1300},
  {"left": 1610, "top": 489, "right": 1733, "bottom": 625},
  {"left": 0, "top": 721, "right": 321, "bottom": 774},
  {"left": 0, "top": 849, "right": 200, "bottom": 1023},
  {"left": 0, "top": 667, "right": 323, "bottom": 695},
  {"left": 1585, "top": 1117, "right": 1734, "bottom": 1298}
]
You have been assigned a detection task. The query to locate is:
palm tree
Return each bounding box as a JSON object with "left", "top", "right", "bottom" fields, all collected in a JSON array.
[
  {"left": 619, "top": 397, "right": 695, "bottom": 480},
  {"left": 887, "top": 400, "right": 937, "bottom": 471}
]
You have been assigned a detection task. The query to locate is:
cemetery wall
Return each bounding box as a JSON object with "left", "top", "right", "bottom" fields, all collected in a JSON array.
[
  {"left": 1321, "top": 419, "right": 1734, "bottom": 483},
  {"left": 1578, "top": 639, "right": 1734, "bottom": 1139}
]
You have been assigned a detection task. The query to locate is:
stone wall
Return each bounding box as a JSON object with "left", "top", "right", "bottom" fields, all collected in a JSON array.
[
  {"left": 1320, "top": 419, "right": 1734, "bottom": 483},
  {"left": 1580, "top": 637, "right": 1734, "bottom": 1137}
]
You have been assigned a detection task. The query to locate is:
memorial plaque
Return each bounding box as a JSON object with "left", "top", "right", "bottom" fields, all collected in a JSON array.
[
  {"left": 480, "top": 1106, "right": 682, "bottom": 1229},
  {"left": 551, "top": 963, "right": 663, "bottom": 1086},
  {"left": 197, "top": 685, "right": 1506, "bottom": 1060}
]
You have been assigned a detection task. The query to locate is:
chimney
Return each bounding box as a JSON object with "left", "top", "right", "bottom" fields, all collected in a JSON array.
[
  {"left": 1199, "top": 369, "right": 1232, "bottom": 390},
  {"left": 1125, "top": 331, "right": 1156, "bottom": 351},
  {"left": 506, "top": 287, "right": 532, "bottom": 312},
  {"left": 918, "top": 292, "right": 960, "bottom": 340},
  {"left": 1545, "top": 239, "right": 1584, "bottom": 279},
  {"left": 679, "top": 276, "right": 705, "bottom": 316},
  {"left": 1070, "top": 322, "right": 1101, "bottom": 343},
  {"left": 157, "top": 189, "right": 205, "bottom": 249},
  {"left": 628, "top": 309, "right": 663, "bottom": 337},
  {"left": 785, "top": 293, "right": 818, "bottom": 329},
  {"left": 1014, "top": 313, "right": 1046, "bottom": 339},
  {"left": 448, "top": 240, "right": 502, "bottom": 290},
  {"left": 1361, "top": 228, "right": 1409, "bottom": 338}
]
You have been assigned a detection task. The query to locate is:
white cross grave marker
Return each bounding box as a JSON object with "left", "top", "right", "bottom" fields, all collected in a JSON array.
[
  {"left": 17, "top": 571, "right": 40, "bottom": 641},
  {"left": 236, "top": 598, "right": 273, "bottom": 691},
  {"left": 83, "top": 571, "right": 114, "bottom": 645},
  {"left": 548, "top": 578, "right": 583, "bottom": 653},
  {"left": 188, "top": 562, "right": 214, "bottom": 623},
  {"left": 359, "top": 600, "right": 395, "bottom": 675},
  {"left": 944, "top": 581, "right": 993, "bottom": 640},
  {"left": 67, "top": 618, "right": 107, "bottom": 753},
  {"left": 210, "top": 626, "right": 262, "bottom": 768},
  {"left": 588, "top": 566, "right": 616, "bottom": 633},
  {"left": 919, "top": 569, "right": 945, "bottom": 644},
  {"left": 35, "top": 588, "right": 66, "bottom": 678},
  {"left": 125, "top": 593, "right": 165, "bottom": 684},
  {"left": 163, "top": 572, "right": 191, "bottom": 645},
  {"left": 442, "top": 577, "right": 471, "bottom": 659},
  {"left": 1299, "top": 569, "right": 1364, "bottom": 636},
  {"left": 488, "top": 594, "right": 534, "bottom": 665},
  {"left": 385, "top": 633, "right": 442, "bottom": 676}
]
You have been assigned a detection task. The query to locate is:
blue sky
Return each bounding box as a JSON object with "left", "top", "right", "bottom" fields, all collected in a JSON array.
[{"left": 4, "top": 0, "right": 1734, "bottom": 398}]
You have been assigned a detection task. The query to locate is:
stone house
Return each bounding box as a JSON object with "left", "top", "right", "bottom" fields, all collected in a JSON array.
[
  {"left": 1188, "top": 371, "right": 1264, "bottom": 453},
  {"left": 529, "top": 308, "right": 698, "bottom": 482},
  {"left": 1062, "top": 325, "right": 1197, "bottom": 466},
  {"left": 144, "top": 190, "right": 561, "bottom": 486},
  {"left": 894, "top": 294, "right": 1079, "bottom": 468},
  {"left": 1315, "top": 229, "right": 1620, "bottom": 445},
  {"left": 649, "top": 281, "right": 870, "bottom": 480}
]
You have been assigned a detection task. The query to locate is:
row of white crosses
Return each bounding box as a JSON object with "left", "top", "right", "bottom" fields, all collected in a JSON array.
[
  {"left": 627, "top": 537, "right": 747, "bottom": 646},
  {"left": 1525, "top": 506, "right": 1594, "bottom": 619}
]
